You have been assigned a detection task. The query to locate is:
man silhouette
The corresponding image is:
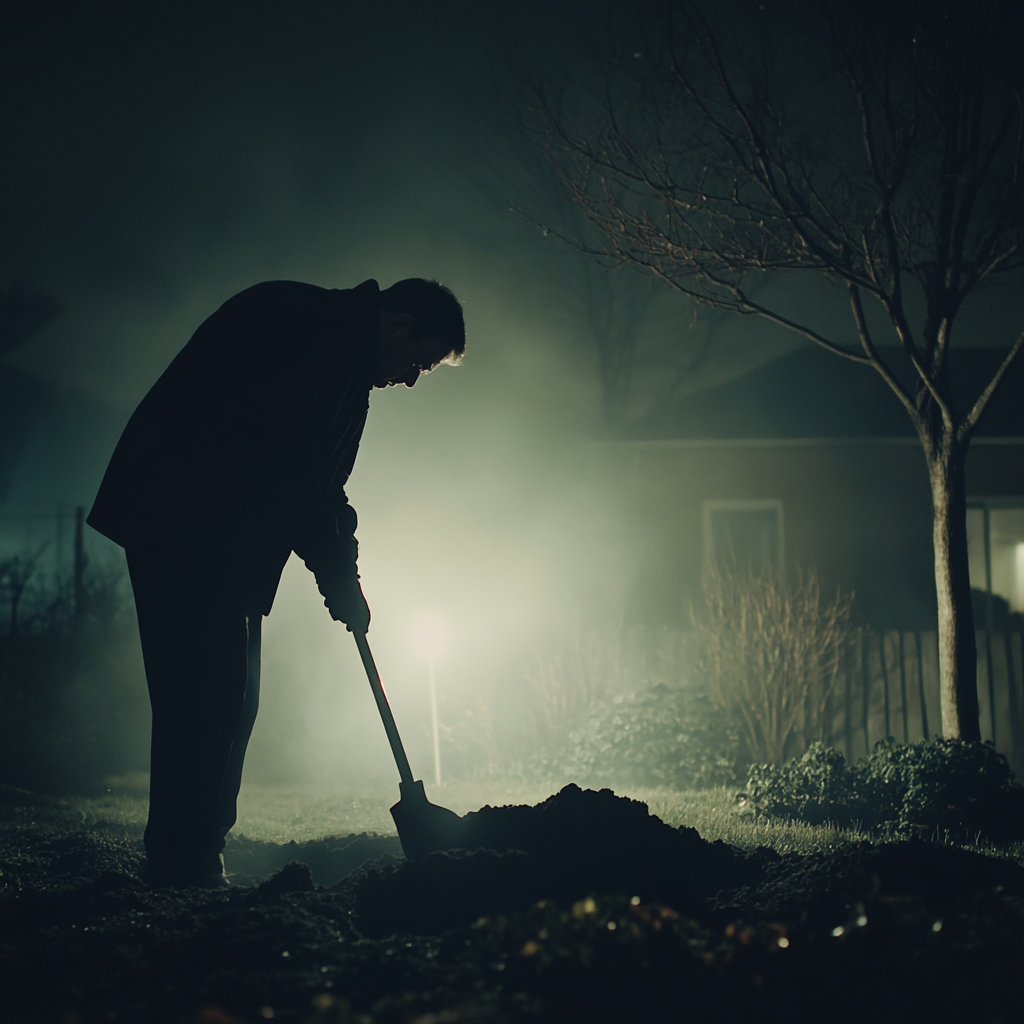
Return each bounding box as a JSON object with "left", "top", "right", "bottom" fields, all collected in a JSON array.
[{"left": 88, "top": 277, "right": 465, "bottom": 886}]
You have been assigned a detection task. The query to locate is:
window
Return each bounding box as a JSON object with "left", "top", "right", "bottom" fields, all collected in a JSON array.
[
  {"left": 967, "top": 499, "right": 1024, "bottom": 612},
  {"left": 703, "top": 500, "right": 784, "bottom": 574}
]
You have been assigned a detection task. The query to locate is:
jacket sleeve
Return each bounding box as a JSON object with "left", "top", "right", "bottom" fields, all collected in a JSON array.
[{"left": 290, "top": 405, "right": 368, "bottom": 590}]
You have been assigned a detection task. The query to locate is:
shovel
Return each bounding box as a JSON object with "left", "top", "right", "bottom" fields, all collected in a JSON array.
[{"left": 353, "top": 632, "right": 465, "bottom": 861}]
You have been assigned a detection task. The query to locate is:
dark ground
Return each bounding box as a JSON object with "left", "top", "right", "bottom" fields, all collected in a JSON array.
[{"left": 2, "top": 784, "right": 1023, "bottom": 1024}]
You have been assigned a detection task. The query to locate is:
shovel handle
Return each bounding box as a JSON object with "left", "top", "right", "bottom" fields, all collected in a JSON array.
[{"left": 353, "top": 632, "right": 415, "bottom": 786}]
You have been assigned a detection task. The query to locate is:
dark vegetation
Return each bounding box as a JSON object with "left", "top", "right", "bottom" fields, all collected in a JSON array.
[
  {"left": 2, "top": 783, "right": 1024, "bottom": 1023},
  {"left": 0, "top": 553, "right": 148, "bottom": 794},
  {"left": 501, "top": 682, "right": 744, "bottom": 790},
  {"left": 745, "top": 738, "right": 1024, "bottom": 843}
]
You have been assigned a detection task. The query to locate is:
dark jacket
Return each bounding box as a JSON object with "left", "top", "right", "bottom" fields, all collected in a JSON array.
[{"left": 88, "top": 279, "right": 379, "bottom": 613}]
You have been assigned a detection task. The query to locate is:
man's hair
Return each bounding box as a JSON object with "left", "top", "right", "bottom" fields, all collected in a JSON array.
[{"left": 379, "top": 278, "right": 465, "bottom": 362}]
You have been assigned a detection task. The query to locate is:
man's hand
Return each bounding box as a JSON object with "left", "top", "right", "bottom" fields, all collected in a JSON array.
[{"left": 317, "top": 571, "right": 370, "bottom": 634}]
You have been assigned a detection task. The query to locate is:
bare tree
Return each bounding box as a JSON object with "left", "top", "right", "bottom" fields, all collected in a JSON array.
[
  {"left": 477, "top": 128, "right": 718, "bottom": 430},
  {"left": 518, "top": 200, "right": 718, "bottom": 431},
  {"left": 522, "top": 0, "right": 1024, "bottom": 739}
]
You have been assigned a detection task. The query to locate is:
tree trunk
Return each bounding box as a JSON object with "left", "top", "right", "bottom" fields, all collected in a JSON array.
[{"left": 929, "top": 442, "right": 981, "bottom": 740}]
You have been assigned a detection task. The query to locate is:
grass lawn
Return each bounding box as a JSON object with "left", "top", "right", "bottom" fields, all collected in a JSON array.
[{"left": 68, "top": 775, "right": 1021, "bottom": 865}]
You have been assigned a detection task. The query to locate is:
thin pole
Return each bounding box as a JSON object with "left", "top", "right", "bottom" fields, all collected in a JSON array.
[{"left": 429, "top": 658, "right": 441, "bottom": 787}]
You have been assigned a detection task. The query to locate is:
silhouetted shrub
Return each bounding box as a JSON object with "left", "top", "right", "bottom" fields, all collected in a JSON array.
[
  {"left": 858, "top": 737, "right": 1024, "bottom": 843},
  {"left": 746, "top": 742, "right": 866, "bottom": 827},
  {"left": 0, "top": 555, "right": 148, "bottom": 793},
  {"left": 743, "top": 738, "right": 1024, "bottom": 843},
  {"left": 508, "top": 683, "right": 744, "bottom": 790}
]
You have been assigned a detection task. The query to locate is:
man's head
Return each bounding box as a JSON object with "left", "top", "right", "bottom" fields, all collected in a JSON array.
[{"left": 374, "top": 278, "right": 465, "bottom": 388}]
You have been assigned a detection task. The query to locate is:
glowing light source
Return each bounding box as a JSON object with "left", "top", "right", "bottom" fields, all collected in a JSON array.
[
  {"left": 411, "top": 611, "right": 451, "bottom": 787},
  {"left": 411, "top": 611, "right": 451, "bottom": 661}
]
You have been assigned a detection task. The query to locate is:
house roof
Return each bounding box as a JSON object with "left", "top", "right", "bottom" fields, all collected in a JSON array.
[{"left": 622, "top": 345, "right": 1024, "bottom": 441}]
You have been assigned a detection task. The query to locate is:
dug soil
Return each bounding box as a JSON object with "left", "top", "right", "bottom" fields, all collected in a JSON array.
[{"left": 2, "top": 784, "right": 1022, "bottom": 1023}]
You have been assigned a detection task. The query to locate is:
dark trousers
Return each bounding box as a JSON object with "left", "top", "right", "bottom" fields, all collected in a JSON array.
[{"left": 127, "top": 546, "right": 261, "bottom": 877}]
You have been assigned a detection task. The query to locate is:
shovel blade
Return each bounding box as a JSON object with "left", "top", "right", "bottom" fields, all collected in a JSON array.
[{"left": 390, "top": 779, "right": 465, "bottom": 861}]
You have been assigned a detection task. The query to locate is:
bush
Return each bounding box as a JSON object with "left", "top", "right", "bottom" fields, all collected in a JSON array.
[
  {"left": 746, "top": 743, "right": 866, "bottom": 827},
  {"left": 743, "top": 738, "right": 1024, "bottom": 843},
  {"left": 694, "top": 564, "right": 859, "bottom": 765},
  {"left": 0, "top": 555, "right": 148, "bottom": 793},
  {"left": 858, "top": 738, "right": 1024, "bottom": 843},
  {"left": 512, "top": 683, "right": 744, "bottom": 790}
]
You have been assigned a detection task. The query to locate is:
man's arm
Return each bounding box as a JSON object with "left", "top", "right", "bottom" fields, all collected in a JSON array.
[
  {"left": 289, "top": 394, "right": 372, "bottom": 633},
  {"left": 291, "top": 500, "right": 370, "bottom": 632}
]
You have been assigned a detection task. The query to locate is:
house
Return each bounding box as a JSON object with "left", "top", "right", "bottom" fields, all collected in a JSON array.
[
  {"left": 608, "top": 345, "right": 1024, "bottom": 764},
  {"left": 612, "top": 345, "right": 1024, "bottom": 630}
]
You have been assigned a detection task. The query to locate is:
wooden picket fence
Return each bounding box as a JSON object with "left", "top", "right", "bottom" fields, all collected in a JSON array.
[
  {"left": 829, "top": 629, "right": 1024, "bottom": 774},
  {"left": 621, "top": 623, "right": 1024, "bottom": 776}
]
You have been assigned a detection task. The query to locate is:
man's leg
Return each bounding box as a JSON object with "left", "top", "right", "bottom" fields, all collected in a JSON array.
[
  {"left": 216, "top": 613, "right": 261, "bottom": 837},
  {"left": 127, "top": 547, "right": 249, "bottom": 884}
]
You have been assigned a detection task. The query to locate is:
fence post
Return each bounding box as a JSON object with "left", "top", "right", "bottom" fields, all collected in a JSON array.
[
  {"left": 844, "top": 645, "right": 854, "bottom": 761},
  {"left": 1006, "top": 628, "right": 1024, "bottom": 775},
  {"left": 861, "top": 632, "right": 871, "bottom": 757},
  {"left": 73, "top": 506, "right": 86, "bottom": 622},
  {"left": 880, "top": 632, "right": 892, "bottom": 739},
  {"left": 898, "top": 632, "right": 909, "bottom": 743},
  {"left": 915, "top": 631, "right": 930, "bottom": 740}
]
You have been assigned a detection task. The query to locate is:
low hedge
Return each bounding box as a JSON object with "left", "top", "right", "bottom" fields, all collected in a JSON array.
[{"left": 744, "top": 738, "right": 1024, "bottom": 843}]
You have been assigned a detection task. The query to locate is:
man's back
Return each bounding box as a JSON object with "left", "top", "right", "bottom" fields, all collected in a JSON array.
[{"left": 90, "top": 280, "right": 377, "bottom": 539}]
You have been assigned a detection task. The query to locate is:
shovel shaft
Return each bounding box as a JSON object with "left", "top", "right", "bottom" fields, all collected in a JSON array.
[{"left": 353, "top": 632, "right": 415, "bottom": 786}]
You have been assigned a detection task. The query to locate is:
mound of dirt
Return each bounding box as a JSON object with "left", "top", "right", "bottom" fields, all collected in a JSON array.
[{"left": 354, "top": 783, "right": 771, "bottom": 936}]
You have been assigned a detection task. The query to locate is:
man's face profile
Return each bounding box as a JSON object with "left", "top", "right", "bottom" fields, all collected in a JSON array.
[{"left": 374, "top": 309, "right": 452, "bottom": 389}]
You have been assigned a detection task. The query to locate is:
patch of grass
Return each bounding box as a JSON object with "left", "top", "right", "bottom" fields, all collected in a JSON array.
[
  {"left": 53, "top": 777, "right": 1024, "bottom": 865},
  {"left": 617, "top": 785, "right": 871, "bottom": 856}
]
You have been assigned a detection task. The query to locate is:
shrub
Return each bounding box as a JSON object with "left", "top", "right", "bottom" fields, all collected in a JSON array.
[
  {"left": 742, "top": 738, "right": 1024, "bottom": 843},
  {"left": 693, "top": 564, "right": 859, "bottom": 765},
  {"left": 516, "top": 683, "right": 744, "bottom": 790},
  {"left": 0, "top": 553, "right": 148, "bottom": 792},
  {"left": 745, "top": 742, "right": 866, "bottom": 827},
  {"left": 858, "top": 738, "right": 1024, "bottom": 843}
]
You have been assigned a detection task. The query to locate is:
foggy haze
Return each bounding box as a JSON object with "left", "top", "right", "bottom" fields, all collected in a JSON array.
[
  {"left": 3, "top": 1, "right": 1023, "bottom": 788},
  {"left": 0, "top": 1, "right": 653, "bottom": 785}
]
